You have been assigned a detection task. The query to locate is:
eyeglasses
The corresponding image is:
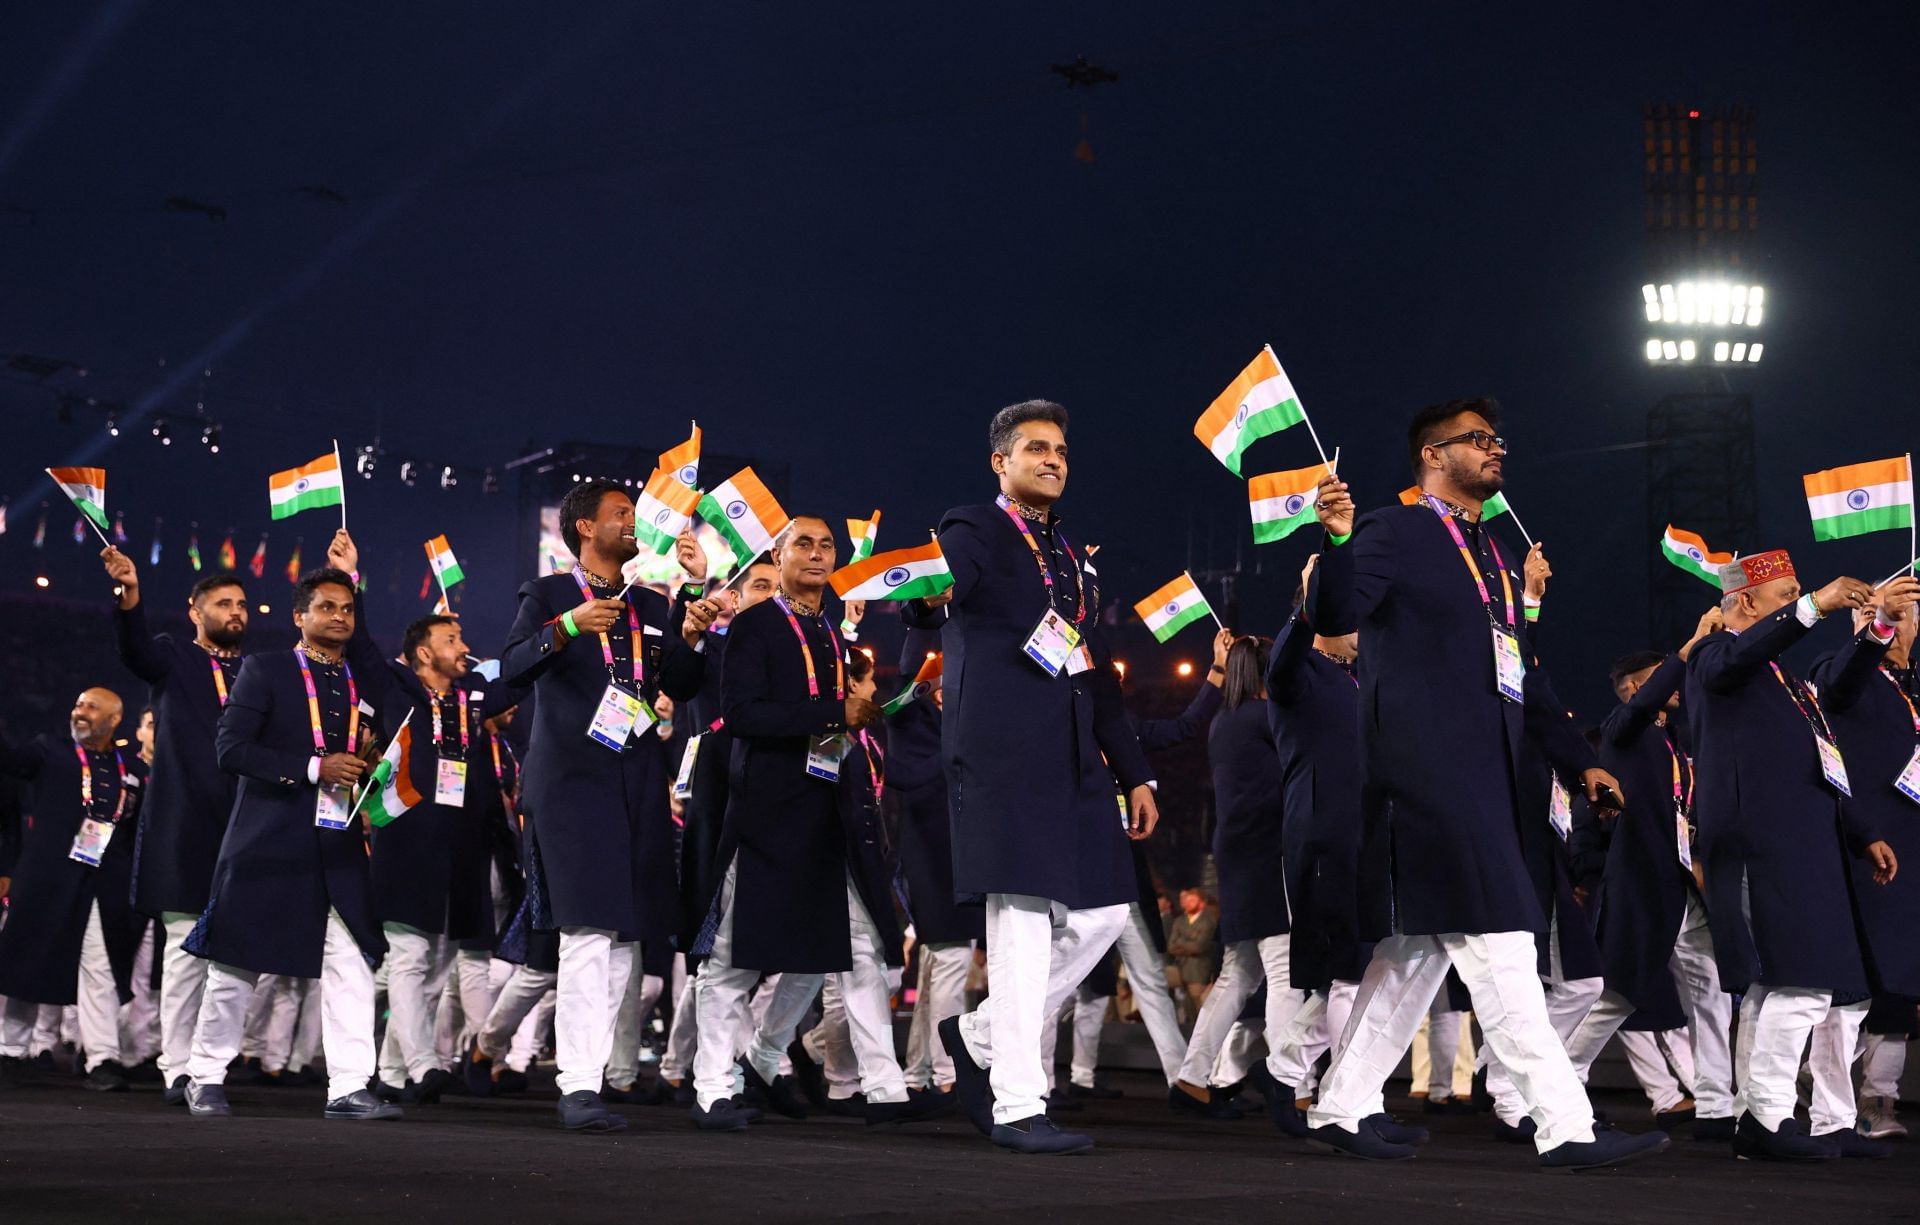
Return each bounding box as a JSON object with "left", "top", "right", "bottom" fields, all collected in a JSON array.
[{"left": 1428, "top": 430, "right": 1506, "bottom": 453}]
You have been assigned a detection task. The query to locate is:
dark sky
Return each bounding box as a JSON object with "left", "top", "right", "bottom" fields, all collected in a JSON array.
[{"left": 5, "top": 1, "right": 1919, "bottom": 720}]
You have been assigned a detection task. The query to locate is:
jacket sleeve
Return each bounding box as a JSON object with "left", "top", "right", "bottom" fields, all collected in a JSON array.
[
  {"left": 216, "top": 659, "right": 312, "bottom": 787},
  {"left": 344, "top": 594, "right": 401, "bottom": 731},
  {"left": 1690, "top": 607, "right": 1811, "bottom": 695},
  {"left": 1604, "top": 655, "right": 1686, "bottom": 748},
  {"left": 1134, "top": 679, "right": 1223, "bottom": 752},
  {"left": 113, "top": 601, "right": 173, "bottom": 687},
  {"left": 657, "top": 634, "right": 707, "bottom": 704},
  {"left": 1306, "top": 513, "right": 1394, "bottom": 637},
  {"left": 931, "top": 516, "right": 987, "bottom": 609},
  {"left": 721, "top": 613, "right": 846, "bottom": 740},
  {"left": 1090, "top": 626, "right": 1153, "bottom": 792},
  {"left": 501, "top": 582, "right": 568, "bottom": 687},
  {"left": 1807, "top": 631, "right": 1891, "bottom": 713},
  {"left": 1265, "top": 611, "right": 1315, "bottom": 707}
]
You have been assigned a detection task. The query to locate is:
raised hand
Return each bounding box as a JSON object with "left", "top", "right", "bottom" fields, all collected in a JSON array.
[{"left": 1314, "top": 474, "right": 1354, "bottom": 538}]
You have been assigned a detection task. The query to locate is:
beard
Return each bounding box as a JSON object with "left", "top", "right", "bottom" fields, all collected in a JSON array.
[
  {"left": 1450, "top": 456, "right": 1504, "bottom": 503},
  {"left": 204, "top": 618, "right": 247, "bottom": 650},
  {"left": 605, "top": 531, "right": 640, "bottom": 563}
]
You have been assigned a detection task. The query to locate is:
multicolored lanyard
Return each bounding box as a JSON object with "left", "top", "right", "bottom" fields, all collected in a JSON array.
[
  {"left": 73, "top": 745, "right": 129, "bottom": 824},
  {"left": 428, "top": 688, "right": 470, "bottom": 758},
  {"left": 772, "top": 594, "right": 845, "bottom": 701},
  {"left": 1663, "top": 732, "right": 1693, "bottom": 814},
  {"left": 857, "top": 728, "right": 885, "bottom": 801},
  {"left": 294, "top": 647, "right": 360, "bottom": 756},
  {"left": 1880, "top": 667, "right": 1920, "bottom": 735},
  {"left": 1425, "top": 497, "right": 1515, "bottom": 629},
  {"left": 1769, "top": 663, "right": 1834, "bottom": 741},
  {"left": 203, "top": 648, "right": 233, "bottom": 706},
  {"left": 996, "top": 495, "right": 1086, "bottom": 627},
  {"left": 571, "top": 568, "right": 643, "bottom": 686}
]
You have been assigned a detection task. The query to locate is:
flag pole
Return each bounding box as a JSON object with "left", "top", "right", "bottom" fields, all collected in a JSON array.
[
  {"left": 332, "top": 438, "right": 347, "bottom": 531},
  {"left": 1875, "top": 554, "right": 1920, "bottom": 588},
  {"left": 1268, "top": 344, "right": 1336, "bottom": 478},
  {"left": 1908, "top": 452, "right": 1915, "bottom": 578},
  {"left": 1187, "top": 569, "right": 1225, "bottom": 631},
  {"left": 1501, "top": 497, "right": 1537, "bottom": 550}
]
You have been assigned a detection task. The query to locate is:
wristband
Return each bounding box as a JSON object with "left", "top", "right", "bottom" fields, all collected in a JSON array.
[
  {"left": 1328, "top": 532, "right": 1352, "bottom": 547},
  {"left": 679, "top": 582, "right": 705, "bottom": 599},
  {"left": 561, "top": 609, "right": 580, "bottom": 639},
  {"left": 1871, "top": 618, "right": 1897, "bottom": 641}
]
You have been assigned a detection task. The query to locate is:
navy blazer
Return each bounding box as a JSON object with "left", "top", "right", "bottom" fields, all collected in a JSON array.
[
  {"left": 115, "top": 601, "right": 243, "bottom": 918},
  {"left": 1811, "top": 644, "right": 1920, "bottom": 998},
  {"left": 884, "top": 619, "right": 981, "bottom": 944},
  {"left": 1687, "top": 606, "right": 1876, "bottom": 996},
  {"left": 929, "top": 501, "right": 1152, "bottom": 909},
  {"left": 500, "top": 574, "right": 705, "bottom": 937}
]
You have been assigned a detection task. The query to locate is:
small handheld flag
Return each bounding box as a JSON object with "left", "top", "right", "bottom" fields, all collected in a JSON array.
[
  {"left": 882, "top": 651, "right": 943, "bottom": 716},
  {"left": 186, "top": 524, "right": 202, "bottom": 571},
  {"left": 631, "top": 469, "right": 702, "bottom": 555},
  {"left": 268, "top": 451, "right": 346, "bottom": 521},
  {"left": 1660, "top": 525, "right": 1732, "bottom": 587},
  {"left": 46, "top": 467, "right": 110, "bottom": 545},
  {"left": 698, "top": 467, "right": 790, "bottom": 569},
  {"left": 847, "top": 509, "right": 882, "bottom": 563},
  {"left": 1249, "top": 463, "right": 1332, "bottom": 544},
  {"left": 219, "top": 533, "right": 238, "bottom": 571},
  {"left": 285, "top": 540, "right": 303, "bottom": 585},
  {"left": 1194, "top": 346, "right": 1312, "bottom": 477},
  {"left": 248, "top": 535, "right": 267, "bottom": 579},
  {"left": 829, "top": 541, "right": 954, "bottom": 602},
  {"left": 425, "top": 534, "right": 466, "bottom": 588},
  {"left": 660, "top": 421, "right": 701, "bottom": 489},
  {"left": 353, "top": 726, "right": 423, "bottom": 827},
  {"left": 1803, "top": 456, "right": 1914, "bottom": 542},
  {"left": 1133, "top": 572, "right": 1218, "bottom": 642}
]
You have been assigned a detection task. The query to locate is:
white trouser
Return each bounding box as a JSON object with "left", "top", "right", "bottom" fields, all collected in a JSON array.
[
  {"left": 956, "top": 893, "right": 1129, "bottom": 1126},
  {"left": 379, "top": 924, "right": 456, "bottom": 1085},
  {"left": 1115, "top": 902, "right": 1186, "bottom": 1083},
  {"left": 119, "top": 922, "right": 160, "bottom": 1065},
  {"left": 156, "top": 913, "right": 208, "bottom": 1083},
  {"left": 555, "top": 927, "right": 635, "bottom": 1096},
  {"left": 74, "top": 902, "right": 124, "bottom": 1072},
  {"left": 1176, "top": 935, "right": 1311, "bottom": 1090},
  {"left": 186, "top": 909, "right": 375, "bottom": 1101},
  {"left": 0, "top": 997, "right": 41, "bottom": 1057},
  {"left": 604, "top": 969, "right": 665, "bottom": 1089},
  {"left": 1731, "top": 984, "right": 1848, "bottom": 1131},
  {"left": 902, "top": 942, "right": 972, "bottom": 1089},
  {"left": 801, "top": 975, "right": 862, "bottom": 1099},
  {"left": 1483, "top": 972, "right": 1602, "bottom": 1127},
  {"left": 694, "top": 863, "right": 907, "bottom": 1109},
  {"left": 1423, "top": 988, "right": 1466, "bottom": 1099},
  {"left": 240, "top": 975, "right": 278, "bottom": 1060},
  {"left": 1806, "top": 997, "right": 1869, "bottom": 1136},
  {"left": 1616, "top": 1029, "right": 1691, "bottom": 1112},
  {"left": 1068, "top": 990, "right": 1107, "bottom": 1089},
  {"left": 1271, "top": 979, "right": 1355, "bottom": 1098},
  {"left": 1861, "top": 1032, "right": 1907, "bottom": 1101},
  {"left": 1310, "top": 931, "right": 1597, "bottom": 1152},
  {"left": 258, "top": 977, "right": 310, "bottom": 1074},
  {"left": 28, "top": 1003, "right": 69, "bottom": 1055},
  {"left": 660, "top": 966, "right": 700, "bottom": 1082},
  {"left": 1213, "top": 1018, "right": 1264, "bottom": 1086},
  {"left": 476, "top": 964, "right": 557, "bottom": 1066},
  {"left": 433, "top": 949, "right": 498, "bottom": 1064}
]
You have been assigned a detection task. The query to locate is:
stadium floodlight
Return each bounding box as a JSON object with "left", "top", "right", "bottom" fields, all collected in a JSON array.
[
  {"left": 1747, "top": 343, "right": 1763, "bottom": 362},
  {"left": 1679, "top": 339, "right": 1697, "bottom": 362},
  {"left": 1646, "top": 339, "right": 1663, "bottom": 361},
  {"left": 1731, "top": 342, "right": 1747, "bottom": 362},
  {"left": 1662, "top": 340, "right": 1679, "bottom": 360}
]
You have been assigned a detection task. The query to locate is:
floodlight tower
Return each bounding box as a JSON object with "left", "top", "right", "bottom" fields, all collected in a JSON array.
[{"left": 1642, "top": 103, "right": 1763, "bottom": 648}]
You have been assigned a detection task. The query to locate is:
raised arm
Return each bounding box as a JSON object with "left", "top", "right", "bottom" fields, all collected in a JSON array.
[
  {"left": 1266, "top": 610, "right": 1317, "bottom": 707},
  {"left": 1689, "top": 608, "right": 1811, "bottom": 695},
  {"left": 1808, "top": 631, "right": 1891, "bottom": 713},
  {"left": 1604, "top": 655, "right": 1687, "bottom": 748},
  {"left": 1134, "top": 676, "right": 1223, "bottom": 753},
  {"left": 1306, "top": 509, "right": 1395, "bottom": 638}
]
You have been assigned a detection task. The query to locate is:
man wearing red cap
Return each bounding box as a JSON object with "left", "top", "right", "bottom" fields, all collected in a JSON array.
[{"left": 1686, "top": 549, "right": 1900, "bottom": 1161}]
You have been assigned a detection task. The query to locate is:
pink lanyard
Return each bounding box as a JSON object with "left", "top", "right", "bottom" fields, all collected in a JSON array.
[
  {"left": 1425, "top": 497, "right": 1515, "bottom": 629},
  {"left": 571, "top": 568, "right": 643, "bottom": 685},
  {"left": 1663, "top": 732, "right": 1693, "bottom": 813},
  {"left": 205, "top": 649, "right": 233, "bottom": 706},
  {"left": 1880, "top": 668, "right": 1920, "bottom": 735},
  {"left": 294, "top": 648, "right": 359, "bottom": 756},
  {"left": 996, "top": 495, "right": 1086, "bottom": 627},
  {"left": 773, "top": 595, "right": 845, "bottom": 700},
  {"left": 858, "top": 729, "right": 885, "bottom": 801},
  {"left": 428, "top": 688, "right": 471, "bottom": 757},
  {"left": 1769, "top": 663, "right": 1834, "bottom": 741},
  {"left": 73, "top": 745, "right": 129, "bottom": 825}
]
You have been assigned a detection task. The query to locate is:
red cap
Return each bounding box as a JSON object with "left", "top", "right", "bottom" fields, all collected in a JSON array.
[{"left": 1718, "top": 549, "right": 1795, "bottom": 595}]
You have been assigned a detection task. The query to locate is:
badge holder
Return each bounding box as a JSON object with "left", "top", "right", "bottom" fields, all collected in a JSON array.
[
  {"left": 1547, "top": 776, "right": 1572, "bottom": 841},
  {"left": 805, "top": 733, "right": 849, "bottom": 781},
  {"left": 1815, "top": 734, "right": 1851, "bottom": 796},
  {"left": 68, "top": 817, "right": 114, "bottom": 866},
  {"left": 587, "top": 683, "right": 654, "bottom": 752},
  {"left": 1895, "top": 746, "right": 1920, "bottom": 805},
  {"left": 1492, "top": 627, "right": 1525, "bottom": 704},
  {"left": 1023, "top": 609, "right": 1081, "bottom": 677},
  {"left": 435, "top": 757, "right": 468, "bottom": 807},
  {"left": 674, "top": 734, "right": 703, "bottom": 800},
  {"left": 315, "top": 783, "right": 353, "bottom": 830},
  {"left": 1676, "top": 809, "right": 1694, "bottom": 870}
]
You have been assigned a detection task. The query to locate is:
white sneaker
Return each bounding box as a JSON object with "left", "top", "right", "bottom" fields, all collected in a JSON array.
[{"left": 1858, "top": 1096, "right": 1908, "bottom": 1140}]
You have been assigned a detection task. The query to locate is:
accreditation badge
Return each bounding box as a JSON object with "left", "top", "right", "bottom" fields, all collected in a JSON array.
[
  {"left": 68, "top": 817, "right": 115, "bottom": 867},
  {"left": 587, "top": 682, "right": 653, "bottom": 752},
  {"left": 435, "top": 758, "right": 467, "bottom": 807},
  {"left": 1895, "top": 746, "right": 1920, "bottom": 805},
  {"left": 1548, "top": 776, "right": 1572, "bottom": 841},
  {"left": 1022, "top": 608, "right": 1081, "bottom": 677},
  {"left": 314, "top": 783, "right": 353, "bottom": 830},
  {"left": 1492, "top": 627, "right": 1525, "bottom": 704},
  {"left": 1676, "top": 808, "right": 1694, "bottom": 870},
  {"left": 673, "top": 734, "right": 702, "bottom": 800},
  {"left": 805, "top": 733, "right": 849, "bottom": 782},
  {"left": 1814, "top": 734, "right": 1851, "bottom": 797}
]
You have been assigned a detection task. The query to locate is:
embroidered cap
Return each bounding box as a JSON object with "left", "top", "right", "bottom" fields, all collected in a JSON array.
[{"left": 1718, "top": 549, "right": 1795, "bottom": 595}]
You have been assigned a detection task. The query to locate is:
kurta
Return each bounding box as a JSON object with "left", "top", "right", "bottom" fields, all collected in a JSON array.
[
  {"left": 884, "top": 620, "right": 982, "bottom": 944},
  {"left": 841, "top": 726, "right": 904, "bottom": 966}
]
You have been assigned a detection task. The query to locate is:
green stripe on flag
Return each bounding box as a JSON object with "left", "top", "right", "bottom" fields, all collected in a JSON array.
[
  {"left": 698, "top": 493, "right": 760, "bottom": 566},
  {"left": 871, "top": 571, "right": 953, "bottom": 602},
  {"left": 1148, "top": 601, "right": 1210, "bottom": 643},
  {"left": 438, "top": 559, "right": 466, "bottom": 587},
  {"left": 1811, "top": 504, "right": 1914, "bottom": 542},
  {"left": 1252, "top": 503, "right": 1317, "bottom": 545},
  {"left": 632, "top": 518, "right": 679, "bottom": 555},
  {"left": 270, "top": 487, "right": 344, "bottom": 520},
  {"left": 1482, "top": 492, "right": 1510, "bottom": 520},
  {"left": 1660, "top": 541, "right": 1721, "bottom": 587},
  {"left": 1221, "top": 400, "right": 1305, "bottom": 477}
]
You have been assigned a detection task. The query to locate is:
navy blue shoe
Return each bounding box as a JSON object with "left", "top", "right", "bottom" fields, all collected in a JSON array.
[
  {"left": 1366, "top": 1113, "right": 1429, "bottom": 1146},
  {"left": 462, "top": 1048, "right": 494, "bottom": 1097},
  {"left": 691, "top": 1098, "right": 753, "bottom": 1132},
  {"left": 1540, "top": 1127, "right": 1669, "bottom": 1172},
  {"left": 555, "top": 1089, "right": 626, "bottom": 1132},
  {"left": 742, "top": 1061, "right": 809, "bottom": 1119},
  {"left": 1691, "top": 1115, "right": 1735, "bottom": 1142},
  {"left": 866, "top": 1087, "right": 954, "bottom": 1127},
  {"left": 1733, "top": 1113, "right": 1832, "bottom": 1161},
  {"left": 164, "top": 1074, "right": 189, "bottom": 1107},
  {"left": 1813, "top": 1128, "right": 1890, "bottom": 1160},
  {"left": 939, "top": 1015, "right": 995, "bottom": 1137},
  {"left": 1492, "top": 1115, "right": 1538, "bottom": 1144},
  {"left": 185, "top": 1082, "right": 231, "bottom": 1118},
  {"left": 325, "top": 1089, "right": 402, "bottom": 1121},
  {"left": 1306, "top": 1121, "right": 1417, "bottom": 1161},
  {"left": 1268, "top": 1092, "right": 1310, "bottom": 1138},
  {"left": 1168, "top": 1083, "right": 1246, "bottom": 1120},
  {"left": 991, "top": 1114, "right": 1094, "bottom": 1155}
]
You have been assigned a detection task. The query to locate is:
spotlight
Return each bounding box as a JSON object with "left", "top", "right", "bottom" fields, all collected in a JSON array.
[
  {"left": 1678, "top": 339, "right": 1697, "bottom": 362},
  {"left": 201, "top": 423, "right": 221, "bottom": 453},
  {"left": 152, "top": 418, "right": 172, "bottom": 446},
  {"left": 1746, "top": 343, "right": 1763, "bottom": 363},
  {"left": 1176, "top": 661, "right": 1195, "bottom": 678},
  {"left": 1645, "top": 339, "right": 1662, "bottom": 362},
  {"left": 106, "top": 412, "right": 119, "bottom": 437},
  {"left": 257, "top": 603, "right": 272, "bottom": 614},
  {"left": 440, "top": 465, "right": 457, "bottom": 490},
  {"left": 356, "top": 445, "right": 378, "bottom": 480},
  {"left": 399, "top": 461, "right": 419, "bottom": 487},
  {"left": 35, "top": 575, "right": 51, "bottom": 589}
]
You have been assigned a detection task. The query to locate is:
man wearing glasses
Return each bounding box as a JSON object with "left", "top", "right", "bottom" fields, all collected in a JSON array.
[{"left": 1303, "top": 399, "right": 1670, "bottom": 1171}]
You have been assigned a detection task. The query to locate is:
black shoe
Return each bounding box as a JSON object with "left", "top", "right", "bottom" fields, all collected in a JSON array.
[
  {"left": 824, "top": 1092, "right": 868, "bottom": 1118},
  {"left": 1168, "top": 1083, "right": 1246, "bottom": 1120},
  {"left": 1653, "top": 1103, "right": 1696, "bottom": 1130},
  {"left": 1268, "top": 1091, "right": 1310, "bottom": 1138},
  {"left": 371, "top": 1078, "right": 417, "bottom": 1104},
  {"left": 325, "top": 1089, "right": 402, "bottom": 1121},
  {"left": 939, "top": 1015, "right": 995, "bottom": 1137},
  {"left": 1066, "top": 1081, "right": 1123, "bottom": 1100},
  {"left": 185, "top": 1082, "right": 231, "bottom": 1117},
  {"left": 164, "top": 1074, "right": 189, "bottom": 1107},
  {"left": 601, "top": 1082, "right": 639, "bottom": 1104},
  {"left": 1367, "top": 1114, "right": 1430, "bottom": 1146},
  {"left": 788, "top": 1039, "right": 829, "bottom": 1110},
  {"left": 1814, "top": 1128, "right": 1891, "bottom": 1160},
  {"left": 1732, "top": 1113, "right": 1834, "bottom": 1161},
  {"left": 866, "top": 1087, "right": 955, "bottom": 1127},
  {"left": 494, "top": 1067, "right": 530, "bottom": 1096},
  {"left": 1470, "top": 1065, "right": 1493, "bottom": 1112},
  {"left": 1541, "top": 1126, "right": 1669, "bottom": 1172},
  {"left": 991, "top": 1114, "right": 1094, "bottom": 1155},
  {"left": 289, "top": 1066, "right": 325, "bottom": 1088},
  {"left": 639, "top": 1076, "right": 678, "bottom": 1107},
  {"left": 672, "top": 1080, "right": 695, "bottom": 1106},
  {"left": 692, "top": 1097, "right": 753, "bottom": 1132},
  {"left": 1044, "top": 1087, "right": 1085, "bottom": 1113},
  {"left": 1492, "top": 1115, "right": 1538, "bottom": 1144},
  {"left": 730, "top": 1094, "right": 765, "bottom": 1123},
  {"left": 462, "top": 1046, "right": 494, "bottom": 1097},
  {"left": 416, "top": 1067, "right": 456, "bottom": 1104},
  {"left": 555, "top": 1089, "right": 627, "bottom": 1132},
  {"left": 1691, "top": 1115, "right": 1736, "bottom": 1142},
  {"left": 1306, "top": 1121, "right": 1418, "bottom": 1161},
  {"left": 249, "top": 1064, "right": 285, "bottom": 1086},
  {"left": 1424, "top": 1094, "right": 1476, "bottom": 1116},
  {"left": 83, "top": 1060, "right": 130, "bottom": 1092},
  {"left": 742, "top": 1062, "right": 809, "bottom": 1119}
]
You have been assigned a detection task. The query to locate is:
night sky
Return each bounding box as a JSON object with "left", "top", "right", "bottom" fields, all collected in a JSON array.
[{"left": 6, "top": 2, "right": 1920, "bottom": 724}]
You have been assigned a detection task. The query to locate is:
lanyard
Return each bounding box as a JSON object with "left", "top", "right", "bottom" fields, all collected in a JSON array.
[
  {"left": 772, "top": 594, "right": 845, "bottom": 701},
  {"left": 858, "top": 728, "right": 885, "bottom": 801},
  {"left": 1663, "top": 731, "right": 1693, "bottom": 814},
  {"left": 203, "top": 648, "right": 233, "bottom": 706},
  {"left": 73, "top": 745, "right": 129, "bottom": 825},
  {"left": 996, "top": 495, "right": 1086, "bottom": 627},
  {"left": 570, "top": 568, "right": 644, "bottom": 685},
  {"left": 1425, "top": 497, "right": 1515, "bottom": 629},
  {"left": 294, "top": 647, "right": 360, "bottom": 756},
  {"left": 1880, "top": 667, "right": 1920, "bottom": 736},
  {"left": 1768, "top": 663, "right": 1834, "bottom": 741},
  {"left": 428, "top": 687, "right": 471, "bottom": 757}
]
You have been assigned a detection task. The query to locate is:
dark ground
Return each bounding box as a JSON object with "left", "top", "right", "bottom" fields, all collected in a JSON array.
[{"left": 2, "top": 1066, "right": 1917, "bottom": 1224}]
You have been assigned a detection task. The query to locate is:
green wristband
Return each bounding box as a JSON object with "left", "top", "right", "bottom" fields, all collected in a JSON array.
[
  {"left": 561, "top": 609, "right": 580, "bottom": 638},
  {"left": 1329, "top": 532, "right": 1352, "bottom": 546}
]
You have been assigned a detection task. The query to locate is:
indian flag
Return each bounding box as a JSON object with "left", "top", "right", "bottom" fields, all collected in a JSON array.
[
  {"left": 830, "top": 540, "right": 953, "bottom": 601},
  {"left": 660, "top": 423, "right": 701, "bottom": 488},
  {"left": 1249, "top": 464, "right": 1327, "bottom": 544},
  {"left": 356, "top": 725, "right": 423, "bottom": 828},
  {"left": 46, "top": 467, "right": 107, "bottom": 530},
  {"left": 698, "top": 467, "right": 789, "bottom": 566},
  {"left": 425, "top": 534, "right": 466, "bottom": 588},
  {"left": 847, "top": 509, "right": 882, "bottom": 563},
  {"left": 1133, "top": 573, "right": 1213, "bottom": 643},
  {"left": 632, "top": 468, "right": 702, "bottom": 555},
  {"left": 882, "top": 651, "right": 943, "bottom": 716},
  {"left": 1803, "top": 456, "right": 1914, "bottom": 542},
  {"left": 268, "top": 452, "right": 345, "bottom": 520},
  {"left": 1194, "top": 346, "right": 1307, "bottom": 476},
  {"left": 1401, "top": 486, "right": 1510, "bottom": 519},
  {"left": 1660, "top": 525, "right": 1732, "bottom": 586}
]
